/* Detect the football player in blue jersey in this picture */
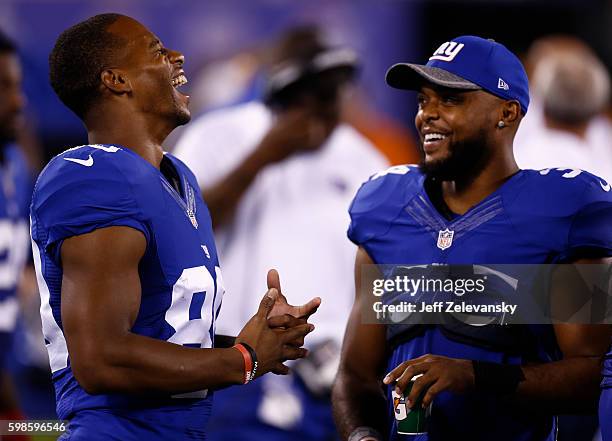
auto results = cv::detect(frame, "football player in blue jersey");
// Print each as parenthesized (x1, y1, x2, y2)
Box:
(332, 36, 612, 441)
(0, 30, 35, 436)
(31, 14, 319, 441)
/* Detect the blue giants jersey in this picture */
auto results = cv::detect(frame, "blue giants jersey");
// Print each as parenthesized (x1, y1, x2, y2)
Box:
(0, 144, 32, 336)
(348, 165, 612, 441)
(30, 144, 225, 440)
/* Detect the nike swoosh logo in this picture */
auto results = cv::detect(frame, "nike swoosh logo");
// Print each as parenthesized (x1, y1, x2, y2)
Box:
(64, 155, 94, 167)
(601, 181, 611, 192)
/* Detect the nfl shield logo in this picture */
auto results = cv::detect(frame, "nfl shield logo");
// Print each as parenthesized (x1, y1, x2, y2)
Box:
(437, 229, 454, 250)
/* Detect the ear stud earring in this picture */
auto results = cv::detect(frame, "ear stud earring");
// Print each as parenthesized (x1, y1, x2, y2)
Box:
(497, 121, 506, 128)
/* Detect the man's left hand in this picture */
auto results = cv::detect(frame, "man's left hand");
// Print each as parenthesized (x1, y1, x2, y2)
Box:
(383, 354, 475, 409)
(266, 269, 321, 319)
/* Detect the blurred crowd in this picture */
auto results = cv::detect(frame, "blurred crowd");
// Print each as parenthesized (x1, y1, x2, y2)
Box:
(0, 2, 610, 441)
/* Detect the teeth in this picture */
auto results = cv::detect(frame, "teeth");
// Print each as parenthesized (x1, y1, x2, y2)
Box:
(171, 74, 188, 88)
(424, 133, 447, 142)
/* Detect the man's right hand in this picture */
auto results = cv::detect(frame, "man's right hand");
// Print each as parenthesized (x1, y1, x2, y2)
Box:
(257, 109, 331, 164)
(236, 288, 315, 376)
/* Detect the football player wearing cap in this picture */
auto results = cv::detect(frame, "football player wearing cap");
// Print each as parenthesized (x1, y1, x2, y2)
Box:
(332, 36, 612, 441)
(174, 26, 386, 441)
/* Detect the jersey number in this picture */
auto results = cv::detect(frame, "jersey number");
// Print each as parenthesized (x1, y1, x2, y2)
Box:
(164, 265, 224, 399)
(539, 168, 582, 179)
(165, 265, 224, 349)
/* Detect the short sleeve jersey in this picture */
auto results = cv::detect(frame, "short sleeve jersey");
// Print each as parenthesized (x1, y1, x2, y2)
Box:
(31, 144, 225, 437)
(348, 165, 612, 441)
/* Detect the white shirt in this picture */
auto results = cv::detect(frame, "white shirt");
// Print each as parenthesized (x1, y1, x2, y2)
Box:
(514, 102, 612, 183)
(174, 101, 388, 346)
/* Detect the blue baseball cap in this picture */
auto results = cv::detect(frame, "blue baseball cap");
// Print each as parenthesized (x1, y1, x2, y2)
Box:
(386, 35, 530, 114)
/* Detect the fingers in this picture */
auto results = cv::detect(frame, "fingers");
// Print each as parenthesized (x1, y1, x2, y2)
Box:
(271, 363, 290, 375)
(294, 297, 322, 319)
(421, 381, 444, 408)
(284, 333, 305, 348)
(257, 288, 279, 318)
(267, 314, 307, 329)
(267, 269, 281, 292)
(280, 323, 315, 344)
(268, 316, 308, 346)
(383, 354, 460, 409)
(383, 360, 410, 385)
(395, 363, 430, 396)
(405, 371, 435, 408)
(383, 354, 432, 385)
(282, 345, 309, 361)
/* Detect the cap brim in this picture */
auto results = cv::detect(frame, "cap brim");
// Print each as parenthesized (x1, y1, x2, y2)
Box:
(386, 63, 481, 91)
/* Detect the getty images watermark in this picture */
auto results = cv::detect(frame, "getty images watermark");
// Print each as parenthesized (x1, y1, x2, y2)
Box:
(360, 263, 612, 325)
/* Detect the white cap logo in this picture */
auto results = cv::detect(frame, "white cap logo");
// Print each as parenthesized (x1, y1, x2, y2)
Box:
(429, 42, 465, 62)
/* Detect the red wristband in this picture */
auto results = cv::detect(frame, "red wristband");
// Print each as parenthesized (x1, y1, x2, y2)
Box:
(232, 343, 253, 384)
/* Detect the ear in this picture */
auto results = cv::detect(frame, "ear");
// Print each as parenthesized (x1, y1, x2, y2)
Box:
(499, 100, 521, 126)
(100, 69, 132, 94)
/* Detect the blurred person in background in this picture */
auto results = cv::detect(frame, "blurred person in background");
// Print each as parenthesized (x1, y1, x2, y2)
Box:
(0, 30, 36, 440)
(514, 35, 611, 182)
(174, 30, 419, 167)
(174, 25, 387, 441)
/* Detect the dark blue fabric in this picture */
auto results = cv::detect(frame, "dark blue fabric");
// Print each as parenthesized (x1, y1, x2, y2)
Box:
(348, 165, 612, 441)
(31, 144, 223, 437)
(206, 375, 339, 441)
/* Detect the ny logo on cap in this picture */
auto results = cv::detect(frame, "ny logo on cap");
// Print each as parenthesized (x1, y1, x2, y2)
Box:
(429, 42, 465, 62)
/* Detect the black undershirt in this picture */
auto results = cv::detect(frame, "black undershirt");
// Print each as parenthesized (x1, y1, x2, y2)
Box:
(160, 155, 183, 197)
(424, 176, 458, 221)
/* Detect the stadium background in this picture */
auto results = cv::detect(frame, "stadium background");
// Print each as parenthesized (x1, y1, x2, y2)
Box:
(1, 0, 610, 163)
(0, 0, 609, 440)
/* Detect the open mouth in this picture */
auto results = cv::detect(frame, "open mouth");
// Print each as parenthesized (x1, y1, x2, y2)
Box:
(422, 132, 450, 151)
(423, 133, 448, 145)
(171, 73, 188, 89)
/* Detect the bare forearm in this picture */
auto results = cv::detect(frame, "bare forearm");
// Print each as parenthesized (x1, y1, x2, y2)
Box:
(514, 357, 602, 413)
(75, 333, 244, 395)
(332, 368, 387, 440)
(203, 144, 275, 227)
(513, 321, 609, 413)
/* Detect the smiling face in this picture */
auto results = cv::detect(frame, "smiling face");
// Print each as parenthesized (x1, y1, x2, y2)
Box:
(415, 84, 503, 181)
(0, 52, 25, 144)
(105, 16, 190, 127)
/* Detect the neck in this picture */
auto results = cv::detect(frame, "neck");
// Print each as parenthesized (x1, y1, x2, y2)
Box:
(441, 144, 518, 215)
(85, 104, 174, 169)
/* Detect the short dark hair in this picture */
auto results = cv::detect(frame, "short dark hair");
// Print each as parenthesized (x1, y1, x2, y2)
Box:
(0, 29, 17, 54)
(49, 13, 125, 119)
